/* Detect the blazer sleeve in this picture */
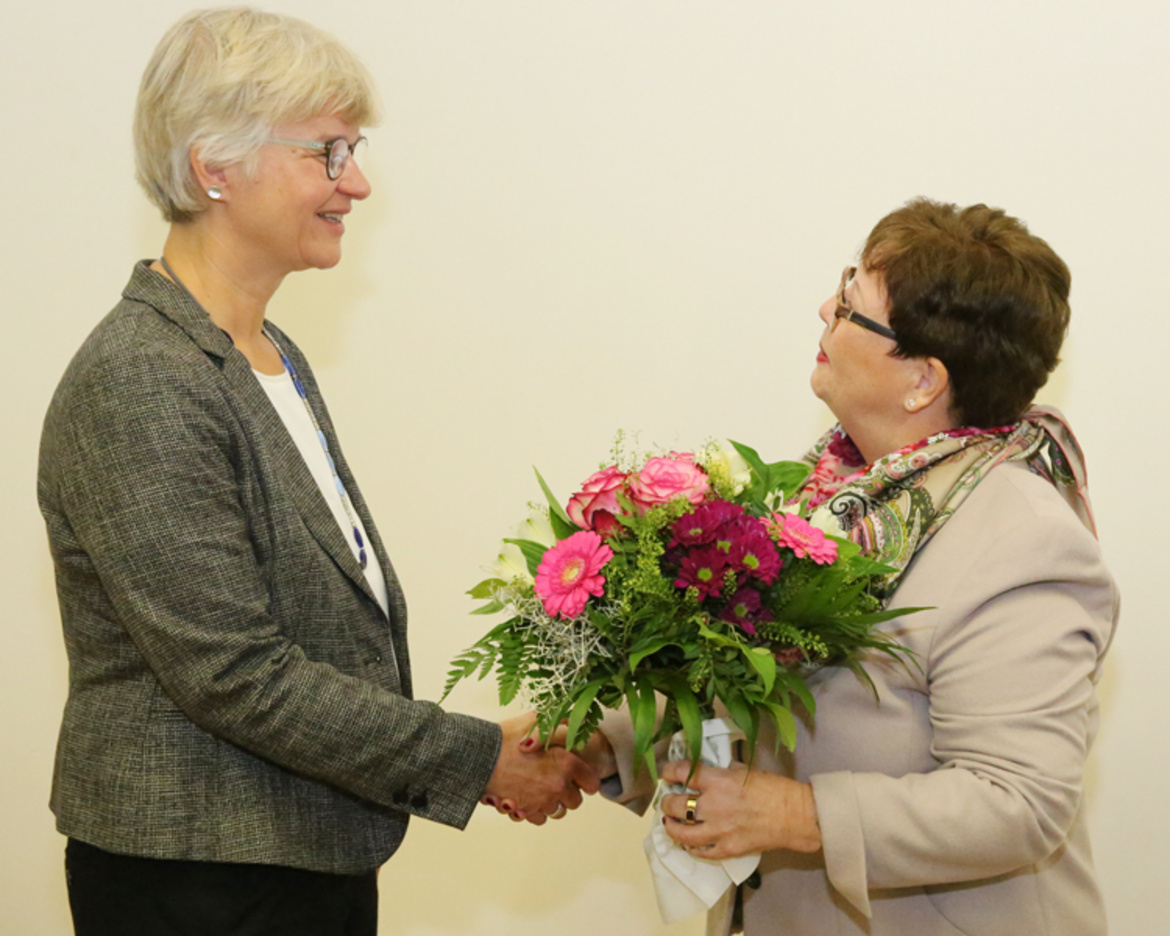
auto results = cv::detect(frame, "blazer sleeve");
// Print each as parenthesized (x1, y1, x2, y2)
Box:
(44, 339, 501, 829)
(810, 475, 1117, 917)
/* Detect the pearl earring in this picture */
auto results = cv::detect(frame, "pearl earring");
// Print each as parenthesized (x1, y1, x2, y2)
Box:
(906, 399, 917, 410)
(207, 186, 223, 200)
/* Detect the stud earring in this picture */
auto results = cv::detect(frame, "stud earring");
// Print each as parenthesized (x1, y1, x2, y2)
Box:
(207, 186, 223, 200)
(905, 399, 917, 410)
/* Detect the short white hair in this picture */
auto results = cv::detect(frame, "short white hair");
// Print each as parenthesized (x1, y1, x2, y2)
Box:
(134, 7, 381, 222)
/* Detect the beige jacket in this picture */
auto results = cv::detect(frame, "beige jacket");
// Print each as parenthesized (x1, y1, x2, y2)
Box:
(603, 460, 1117, 935)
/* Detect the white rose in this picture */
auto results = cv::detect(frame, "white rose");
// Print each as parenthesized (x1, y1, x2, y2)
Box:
(708, 442, 753, 495)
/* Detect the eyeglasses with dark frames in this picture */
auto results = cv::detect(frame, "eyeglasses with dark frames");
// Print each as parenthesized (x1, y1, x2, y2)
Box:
(267, 135, 367, 180)
(833, 266, 898, 341)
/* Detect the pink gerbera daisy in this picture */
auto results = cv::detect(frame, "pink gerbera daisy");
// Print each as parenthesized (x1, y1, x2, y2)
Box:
(535, 530, 614, 619)
(767, 512, 838, 565)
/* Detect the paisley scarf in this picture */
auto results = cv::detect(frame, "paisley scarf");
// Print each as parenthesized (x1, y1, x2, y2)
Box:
(795, 405, 1096, 599)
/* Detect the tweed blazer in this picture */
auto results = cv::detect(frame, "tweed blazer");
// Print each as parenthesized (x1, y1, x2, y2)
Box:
(602, 459, 1118, 935)
(39, 262, 501, 874)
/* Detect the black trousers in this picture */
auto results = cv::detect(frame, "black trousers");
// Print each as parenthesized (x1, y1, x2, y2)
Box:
(65, 839, 378, 936)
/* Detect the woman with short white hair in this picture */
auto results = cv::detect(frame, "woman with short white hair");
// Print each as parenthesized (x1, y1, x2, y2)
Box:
(39, 9, 594, 935)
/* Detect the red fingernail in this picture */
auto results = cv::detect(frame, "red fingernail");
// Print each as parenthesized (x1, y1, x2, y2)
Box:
(484, 796, 498, 808)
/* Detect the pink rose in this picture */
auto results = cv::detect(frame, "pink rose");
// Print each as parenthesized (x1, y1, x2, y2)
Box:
(628, 453, 710, 512)
(567, 465, 628, 536)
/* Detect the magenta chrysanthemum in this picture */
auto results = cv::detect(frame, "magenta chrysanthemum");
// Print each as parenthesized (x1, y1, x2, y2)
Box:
(674, 547, 730, 600)
(728, 529, 783, 584)
(720, 587, 772, 636)
(535, 530, 614, 619)
(767, 512, 838, 565)
(670, 501, 745, 548)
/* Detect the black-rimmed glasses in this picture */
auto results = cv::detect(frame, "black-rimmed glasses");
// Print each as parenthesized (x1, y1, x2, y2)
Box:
(268, 135, 367, 180)
(833, 266, 898, 341)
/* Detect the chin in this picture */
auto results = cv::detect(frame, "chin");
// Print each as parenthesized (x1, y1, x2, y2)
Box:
(307, 251, 343, 271)
(809, 371, 828, 404)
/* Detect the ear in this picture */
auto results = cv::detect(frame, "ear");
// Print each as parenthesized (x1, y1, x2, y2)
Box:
(189, 149, 230, 203)
(904, 356, 951, 414)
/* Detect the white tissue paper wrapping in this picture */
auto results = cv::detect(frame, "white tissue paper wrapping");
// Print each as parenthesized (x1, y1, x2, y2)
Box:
(644, 717, 761, 923)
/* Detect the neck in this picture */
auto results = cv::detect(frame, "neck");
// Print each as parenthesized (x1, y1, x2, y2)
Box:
(846, 410, 958, 465)
(157, 221, 286, 345)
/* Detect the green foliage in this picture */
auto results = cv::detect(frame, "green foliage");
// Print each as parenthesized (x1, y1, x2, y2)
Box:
(535, 467, 582, 540)
(443, 440, 921, 774)
(727, 439, 813, 514)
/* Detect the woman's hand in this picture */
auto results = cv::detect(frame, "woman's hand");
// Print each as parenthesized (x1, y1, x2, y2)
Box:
(522, 723, 619, 780)
(658, 760, 823, 861)
(481, 713, 601, 825)
(482, 721, 617, 824)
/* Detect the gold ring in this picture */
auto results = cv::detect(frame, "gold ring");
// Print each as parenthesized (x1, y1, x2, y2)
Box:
(684, 794, 699, 825)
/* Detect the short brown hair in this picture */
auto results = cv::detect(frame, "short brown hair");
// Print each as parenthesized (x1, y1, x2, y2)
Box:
(861, 198, 1070, 428)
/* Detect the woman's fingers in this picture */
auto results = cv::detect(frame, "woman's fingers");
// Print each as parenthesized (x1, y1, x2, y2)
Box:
(659, 791, 702, 826)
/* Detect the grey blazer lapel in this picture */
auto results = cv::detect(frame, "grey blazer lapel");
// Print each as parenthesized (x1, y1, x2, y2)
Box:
(270, 333, 412, 693)
(324, 412, 412, 666)
(124, 262, 384, 613)
(221, 352, 384, 610)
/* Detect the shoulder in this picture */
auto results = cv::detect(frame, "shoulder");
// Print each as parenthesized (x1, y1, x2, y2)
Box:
(52, 272, 226, 409)
(969, 460, 1092, 534)
(893, 461, 1117, 642)
(41, 276, 239, 473)
(917, 461, 1105, 580)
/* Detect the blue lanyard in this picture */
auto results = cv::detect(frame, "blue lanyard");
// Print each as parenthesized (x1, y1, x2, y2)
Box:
(159, 257, 368, 570)
(262, 328, 368, 570)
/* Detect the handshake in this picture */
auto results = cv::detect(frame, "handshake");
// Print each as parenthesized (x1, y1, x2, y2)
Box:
(480, 714, 617, 825)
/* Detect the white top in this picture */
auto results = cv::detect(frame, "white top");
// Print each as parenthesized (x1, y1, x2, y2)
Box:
(253, 368, 390, 618)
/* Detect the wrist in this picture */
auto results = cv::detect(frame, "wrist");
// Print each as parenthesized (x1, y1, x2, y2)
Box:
(584, 730, 618, 780)
(785, 782, 823, 853)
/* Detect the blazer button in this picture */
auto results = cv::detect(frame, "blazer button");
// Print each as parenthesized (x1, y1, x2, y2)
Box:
(411, 792, 428, 810)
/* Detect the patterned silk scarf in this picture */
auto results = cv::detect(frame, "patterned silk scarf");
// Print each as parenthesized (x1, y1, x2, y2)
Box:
(795, 405, 1097, 598)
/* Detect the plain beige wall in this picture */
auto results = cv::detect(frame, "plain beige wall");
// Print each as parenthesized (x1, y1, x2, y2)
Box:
(3, 2, 1167, 933)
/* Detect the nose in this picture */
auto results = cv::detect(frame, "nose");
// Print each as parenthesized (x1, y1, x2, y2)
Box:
(818, 294, 836, 327)
(338, 159, 371, 200)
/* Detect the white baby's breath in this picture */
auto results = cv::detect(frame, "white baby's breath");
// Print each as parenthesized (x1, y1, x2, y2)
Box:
(501, 588, 615, 715)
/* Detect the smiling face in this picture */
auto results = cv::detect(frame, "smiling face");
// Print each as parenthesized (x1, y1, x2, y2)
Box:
(218, 114, 371, 278)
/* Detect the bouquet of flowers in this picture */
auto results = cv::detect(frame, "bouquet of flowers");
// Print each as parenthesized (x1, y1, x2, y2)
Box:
(443, 439, 915, 777)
